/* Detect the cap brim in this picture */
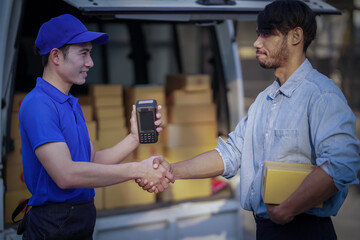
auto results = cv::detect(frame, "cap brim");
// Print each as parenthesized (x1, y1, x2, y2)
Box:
(67, 31, 109, 45)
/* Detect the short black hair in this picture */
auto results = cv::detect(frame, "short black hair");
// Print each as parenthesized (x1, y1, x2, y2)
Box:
(36, 44, 71, 67)
(257, 0, 317, 52)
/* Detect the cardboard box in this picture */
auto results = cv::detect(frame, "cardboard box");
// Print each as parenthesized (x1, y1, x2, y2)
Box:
(159, 153, 212, 202)
(94, 106, 124, 120)
(11, 112, 21, 139)
(89, 84, 123, 97)
(5, 163, 27, 191)
(159, 178, 212, 202)
(86, 121, 97, 141)
(80, 104, 93, 122)
(5, 190, 31, 224)
(94, 187, 104, 210)
(166, 74, 211, 93)
(125, 85, 165, 106)
(76, 95, 91, 105)
(97, 117, 126, 130)
(103, 181, 155, 209)
(92, 96, 123, 108)
(97, 128, 128, 149)
(159, 143, 216, 201)
(169, 89, 213, 106)
(166, 123, 217, 148)
(124, 86, 167, 126)
(166, 143, 217, 163)
(136, 143, 165, 160)
(12, 92, 27, 112)
(92, 139, 101, 151)
(168, 104, 216, 124)
(6, 139, 22, 166)
(122, 152, 137, 164)
(261, 161, 322, 207)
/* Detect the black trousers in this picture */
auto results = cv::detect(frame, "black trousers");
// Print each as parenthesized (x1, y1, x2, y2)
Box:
(23, 200, 96, 240)
(254, 213, 337, 240)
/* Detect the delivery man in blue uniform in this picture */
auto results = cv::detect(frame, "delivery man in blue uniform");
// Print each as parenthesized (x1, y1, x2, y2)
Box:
(19, 14, 173, 239)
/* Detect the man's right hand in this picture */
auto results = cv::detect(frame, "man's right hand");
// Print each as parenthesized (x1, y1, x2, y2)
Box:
(136, 156, 174, 193)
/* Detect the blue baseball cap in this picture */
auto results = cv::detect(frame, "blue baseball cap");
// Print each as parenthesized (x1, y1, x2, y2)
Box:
(35, 14, 109, 55)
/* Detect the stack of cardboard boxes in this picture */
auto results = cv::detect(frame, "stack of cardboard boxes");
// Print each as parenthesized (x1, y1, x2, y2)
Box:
(4, 92, 31, 224)
(100, 156, 156, 209)
(77, 95, 96, 141)
(90, 84, 128, 150)
(161, 74, 218, 201)
(125, 85, 167, 161)
(95, 85, 170, 209)
(89, 84, 153, 209)
(76, 93, 101, 209)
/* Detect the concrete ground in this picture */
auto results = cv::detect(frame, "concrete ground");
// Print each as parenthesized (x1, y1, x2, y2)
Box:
(241, 185, 360, 240)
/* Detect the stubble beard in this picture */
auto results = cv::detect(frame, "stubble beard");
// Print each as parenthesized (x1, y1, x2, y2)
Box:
(258, 37, 289, 69)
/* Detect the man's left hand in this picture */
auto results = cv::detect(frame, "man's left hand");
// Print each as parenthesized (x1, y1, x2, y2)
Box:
(266, 204, 295, 225)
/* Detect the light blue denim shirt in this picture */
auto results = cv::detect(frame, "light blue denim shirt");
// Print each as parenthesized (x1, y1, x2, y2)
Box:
(216, 59, 360, 218)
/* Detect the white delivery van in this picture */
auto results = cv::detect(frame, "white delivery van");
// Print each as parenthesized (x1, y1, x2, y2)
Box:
(0, 1, 340, 239)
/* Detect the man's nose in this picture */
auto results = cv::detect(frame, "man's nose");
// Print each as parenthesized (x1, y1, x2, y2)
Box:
(253, 36, 262, 49)
(86, 55, 94, 68)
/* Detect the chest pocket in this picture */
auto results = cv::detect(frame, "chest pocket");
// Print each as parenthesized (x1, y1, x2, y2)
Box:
(270, 129, 299, 161)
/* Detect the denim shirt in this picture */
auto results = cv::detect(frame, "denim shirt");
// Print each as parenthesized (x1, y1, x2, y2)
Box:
(216, 59, 360, 218)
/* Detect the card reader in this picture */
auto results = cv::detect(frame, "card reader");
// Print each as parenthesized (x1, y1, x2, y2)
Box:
(136, 99, 158, 144)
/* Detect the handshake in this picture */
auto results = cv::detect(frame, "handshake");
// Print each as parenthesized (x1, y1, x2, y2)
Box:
(136, 156, 174, 193)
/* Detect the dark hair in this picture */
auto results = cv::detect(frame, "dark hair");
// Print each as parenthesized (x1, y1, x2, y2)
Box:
(257, 0, 317, 52)
(37, 44, 71, 67)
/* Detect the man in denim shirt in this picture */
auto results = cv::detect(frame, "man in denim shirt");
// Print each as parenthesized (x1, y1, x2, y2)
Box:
(141, 0, 360, 239)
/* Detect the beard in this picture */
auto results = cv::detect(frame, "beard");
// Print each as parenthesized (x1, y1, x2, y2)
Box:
(257, 36, 289, 69)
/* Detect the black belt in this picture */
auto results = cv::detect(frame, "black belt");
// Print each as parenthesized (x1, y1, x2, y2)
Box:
(33, 199, 94, 209)
(253, 212, 330, 224)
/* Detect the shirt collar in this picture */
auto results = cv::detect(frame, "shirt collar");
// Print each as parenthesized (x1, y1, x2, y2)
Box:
(268, 59, 313, 99)
(36, 77, 76, 104)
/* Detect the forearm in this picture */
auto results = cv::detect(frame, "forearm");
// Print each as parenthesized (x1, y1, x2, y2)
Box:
(279, 167, 338, 216)
(172, 150, 224, 180)
(58, 161, 142, 188)
(93, 133, 139, 164)
(36, 142, 169, 191)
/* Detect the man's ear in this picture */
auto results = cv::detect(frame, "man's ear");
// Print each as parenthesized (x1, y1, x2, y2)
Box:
(48, 48, 62, 65)
(290, 27, 304, 46)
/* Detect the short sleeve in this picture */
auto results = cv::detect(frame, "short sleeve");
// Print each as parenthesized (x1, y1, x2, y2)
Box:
(19, 95, 65, 151)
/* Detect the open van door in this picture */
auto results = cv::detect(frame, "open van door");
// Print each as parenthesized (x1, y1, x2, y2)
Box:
(0, 0, 24, 236)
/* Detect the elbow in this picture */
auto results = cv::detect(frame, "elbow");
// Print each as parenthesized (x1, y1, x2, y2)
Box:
(57, 181, 71, 190)
(55, 174, 75, 189)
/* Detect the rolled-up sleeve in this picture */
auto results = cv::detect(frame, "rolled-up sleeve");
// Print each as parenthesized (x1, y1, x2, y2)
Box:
(215, 116, 248, 179)
(310, 92, 360, 190)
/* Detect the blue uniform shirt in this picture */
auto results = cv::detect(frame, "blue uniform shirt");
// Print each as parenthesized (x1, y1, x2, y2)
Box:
(19, 77, 94, 206)
(216, 59, 360, 218)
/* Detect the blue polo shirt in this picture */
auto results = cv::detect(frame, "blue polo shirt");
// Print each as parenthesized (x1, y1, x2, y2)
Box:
(19, 77, 94, 206)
